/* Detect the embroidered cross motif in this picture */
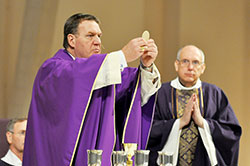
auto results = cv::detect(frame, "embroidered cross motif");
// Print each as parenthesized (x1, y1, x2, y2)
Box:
(176, 89, 199, 166)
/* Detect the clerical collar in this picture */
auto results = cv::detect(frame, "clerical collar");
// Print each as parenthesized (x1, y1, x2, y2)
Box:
(170, 77, 201, 90)
(65, 50, 76, 60)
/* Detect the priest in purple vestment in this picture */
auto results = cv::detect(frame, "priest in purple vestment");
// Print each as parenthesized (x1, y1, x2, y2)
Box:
(147, 45, 241, 166)
(23, 13, 161, 166)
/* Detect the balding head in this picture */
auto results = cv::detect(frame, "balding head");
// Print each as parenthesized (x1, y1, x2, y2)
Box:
(174, 45, 206, 87)
(177, 45, 205, 63)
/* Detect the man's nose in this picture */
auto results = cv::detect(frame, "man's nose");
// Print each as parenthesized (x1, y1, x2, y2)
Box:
(93, 36, 101, 44)
(187, 62, 194, 69)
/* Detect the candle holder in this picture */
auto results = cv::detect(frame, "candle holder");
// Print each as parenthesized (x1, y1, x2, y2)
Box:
(87, 149, 103, 166)
(134, 150, 150, 166)
(112, 150, 127, 166)
(158, 151, 173, 166)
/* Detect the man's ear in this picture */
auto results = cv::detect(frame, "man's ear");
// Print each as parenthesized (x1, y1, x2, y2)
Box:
(174, 60, 179, 72)
(67, 34, 76, 48)
(6, 131, 13, 144)
(201, 63, 206, 74)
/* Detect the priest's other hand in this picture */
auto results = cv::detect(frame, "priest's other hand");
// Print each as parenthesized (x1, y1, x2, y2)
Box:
(140, 39, 158, 67)
(122, 37, 147, 63)
(179, 94, 194, 129)
(192, 94, 204, 128)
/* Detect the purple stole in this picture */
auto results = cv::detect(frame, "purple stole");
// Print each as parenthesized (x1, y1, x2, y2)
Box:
(23, 49, 156, 166)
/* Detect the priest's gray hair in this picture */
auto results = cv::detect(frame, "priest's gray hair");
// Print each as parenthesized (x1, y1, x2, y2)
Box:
(6, 118, 27, 132)
(177, 46, 205, 63)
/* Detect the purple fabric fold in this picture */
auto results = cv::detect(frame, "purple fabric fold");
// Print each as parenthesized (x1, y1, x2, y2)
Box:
(23, 49, 156, 166)
(147, 82, 242, 166)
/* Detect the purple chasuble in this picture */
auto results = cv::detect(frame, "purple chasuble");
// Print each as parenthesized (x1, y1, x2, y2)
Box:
(147, 82, 242, 166)
(23, 49, 156, 166)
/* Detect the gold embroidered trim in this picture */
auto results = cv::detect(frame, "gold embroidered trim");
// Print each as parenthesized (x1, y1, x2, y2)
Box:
(122, 71, 141, 143)
(69, 54, 109, 165)
(200, 87, 204, 116)
(145, 92, 158, 148)
(171, 88, 175, 118)
(112, 86, 117, 148)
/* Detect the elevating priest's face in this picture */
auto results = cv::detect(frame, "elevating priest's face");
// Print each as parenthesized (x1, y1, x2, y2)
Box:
(72, 20, 102, 58)
(174, 46, 206, 87)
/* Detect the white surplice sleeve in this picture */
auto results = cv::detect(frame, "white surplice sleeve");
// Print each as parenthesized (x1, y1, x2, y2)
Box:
(94, 50, 125, 90)
(198, 119, 218, 166)
(140, 64, 161, 106)
(94, 50, 161, 106)
(158, 119, 181, 166)
(159, 119, 218, 166)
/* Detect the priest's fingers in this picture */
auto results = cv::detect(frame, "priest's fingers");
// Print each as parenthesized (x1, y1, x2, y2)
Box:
(140, 39, 158, 67)
(180, 110, 192, 129)
(192, 95, 204, 127)
(122, 37, 147, 63)
(192, 111, 204, 128)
